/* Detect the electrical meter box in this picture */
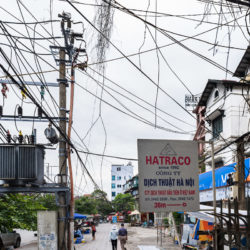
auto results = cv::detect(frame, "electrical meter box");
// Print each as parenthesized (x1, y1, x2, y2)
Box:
(0, 144, 44, 186)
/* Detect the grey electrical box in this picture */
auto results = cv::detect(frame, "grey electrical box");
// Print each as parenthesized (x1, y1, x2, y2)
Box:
(0, 144, 45, 186)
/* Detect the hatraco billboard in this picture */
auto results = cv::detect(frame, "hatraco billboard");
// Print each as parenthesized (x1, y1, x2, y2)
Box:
(138, 139, 199, 212)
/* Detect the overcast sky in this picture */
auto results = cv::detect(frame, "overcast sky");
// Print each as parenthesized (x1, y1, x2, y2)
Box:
(0, 0, 249, 199)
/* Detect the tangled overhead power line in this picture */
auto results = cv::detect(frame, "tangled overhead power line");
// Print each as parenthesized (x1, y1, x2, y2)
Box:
(0, 48, 100, 189)
(0, 0, 248, 195)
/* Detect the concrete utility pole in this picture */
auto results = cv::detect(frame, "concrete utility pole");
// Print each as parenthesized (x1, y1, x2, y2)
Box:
(236, 138, 245, 209)
(53, 12, 85, 249)
(58, 48, 68, 250)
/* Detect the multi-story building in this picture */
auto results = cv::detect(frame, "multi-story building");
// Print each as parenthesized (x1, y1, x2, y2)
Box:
(123, 175, 154, 224)
(194, 77, 250, 203)
(194, 79, 250, 168)
(111, 162, 133, 201)
(194, 47, 250, 170)
(123, 175, 139, 208)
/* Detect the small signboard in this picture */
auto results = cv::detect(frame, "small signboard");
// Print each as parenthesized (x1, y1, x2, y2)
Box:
(185, 94, 200, 109)
(138, 139, 199, 212)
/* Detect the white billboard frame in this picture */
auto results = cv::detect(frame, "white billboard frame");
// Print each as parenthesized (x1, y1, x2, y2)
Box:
(138, 139, 200, 212)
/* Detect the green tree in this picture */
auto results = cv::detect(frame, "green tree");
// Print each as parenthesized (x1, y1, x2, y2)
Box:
(91, 189, 113, 216)
(96, 200, 113, 216)
(91, 189, 107, 200)
(75, 196, 97, 215)
(0, 194, 46, 231)
(37, 194, 57, 211)
(75, 190, 114, 217)
(112, 193, 135, 212)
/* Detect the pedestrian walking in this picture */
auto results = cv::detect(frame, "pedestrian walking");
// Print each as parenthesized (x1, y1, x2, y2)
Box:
(109, 225, 118, 250)
(118, 223, 128, 250)
(91, 222, 96, 240)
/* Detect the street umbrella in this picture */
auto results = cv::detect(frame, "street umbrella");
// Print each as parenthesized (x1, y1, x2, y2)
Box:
(129, 210, 140, 216)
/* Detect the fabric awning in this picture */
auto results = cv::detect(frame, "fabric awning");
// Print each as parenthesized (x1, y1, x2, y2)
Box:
(74, 213, 87, 219)
(129, 210, 140, 216)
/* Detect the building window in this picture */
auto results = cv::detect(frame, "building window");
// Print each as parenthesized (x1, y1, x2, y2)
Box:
(117, 167, 121, 171)
(124, 176, 126, 180)
(112, 175, 115, 181)
(112, 183, 115, 189)
(117, 176, 121, 180)
(117, 184, 121, 188)
(112, 192, 116, 197)
(214, 89, 219, 99)
(215, 160, 224, 169)
(212, 115, 223, 139)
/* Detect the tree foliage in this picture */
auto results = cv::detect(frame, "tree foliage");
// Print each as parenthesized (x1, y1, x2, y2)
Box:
(91, 189, 113, 216)
(112, 193, 135, 212)
(0, 194, 42, 231)
(0, 194, 58, 231)
(37, 194, 57, 211)
(75, 196, 98, 215)
(75, 189, 113, 216)
(75, 190, 135, 216)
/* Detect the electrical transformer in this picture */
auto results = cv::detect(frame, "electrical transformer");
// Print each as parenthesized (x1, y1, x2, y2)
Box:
(0, 144, 45, 186)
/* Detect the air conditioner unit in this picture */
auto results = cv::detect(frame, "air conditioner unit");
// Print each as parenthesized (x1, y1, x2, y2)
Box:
(0, 144, 45, 186)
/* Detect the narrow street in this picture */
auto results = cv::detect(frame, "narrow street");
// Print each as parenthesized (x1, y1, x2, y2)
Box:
(75, 223, 180, 250)
(17, 223, 179, 250)
(1, 0, 250, 249)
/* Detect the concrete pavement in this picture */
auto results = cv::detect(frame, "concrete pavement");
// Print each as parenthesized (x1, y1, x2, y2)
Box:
(138, 247, 161, 250)
(76, 223, 179, 250)
(75, 223, 121, 250)
(18, 243, 37, 250)
(125, 224, 179, 250)
(15, 223, 179, 250)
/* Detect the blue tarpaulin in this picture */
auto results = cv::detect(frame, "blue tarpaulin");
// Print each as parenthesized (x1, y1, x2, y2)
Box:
(112, 216, 117, 223)
(74, 213, 87, 219)
(199, 158, 250, 191)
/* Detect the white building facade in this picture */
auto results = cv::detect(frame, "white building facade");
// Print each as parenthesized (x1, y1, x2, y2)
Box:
(195, 79, 250, 203)
(202, 80, 250, 170)
(111, 162, 134, 201)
